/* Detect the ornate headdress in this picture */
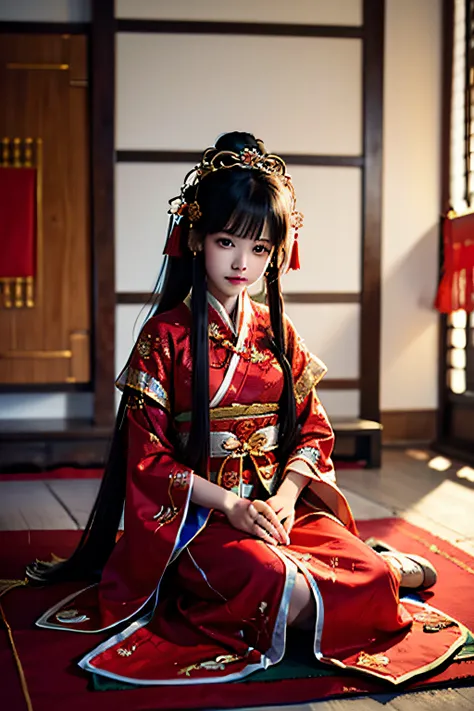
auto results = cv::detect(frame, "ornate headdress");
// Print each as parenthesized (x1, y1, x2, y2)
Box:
(164, 144, 303, 271)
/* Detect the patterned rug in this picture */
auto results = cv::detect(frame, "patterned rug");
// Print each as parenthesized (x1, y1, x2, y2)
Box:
(1, 520, 473, 710)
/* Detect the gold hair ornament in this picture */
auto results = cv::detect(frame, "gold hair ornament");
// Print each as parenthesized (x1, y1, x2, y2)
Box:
(164, 143, 303, 269)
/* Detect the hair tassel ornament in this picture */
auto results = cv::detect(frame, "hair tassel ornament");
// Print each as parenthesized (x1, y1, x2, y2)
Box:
(163, 199, 186, 257)
(288, 210, 304, 271)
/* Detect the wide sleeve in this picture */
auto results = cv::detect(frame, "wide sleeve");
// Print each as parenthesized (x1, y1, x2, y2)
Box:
(99, 319, 199, 621)
(282, 318, 335, 484)
(117, 319, 194, 532)
(282, 318, 356, 531)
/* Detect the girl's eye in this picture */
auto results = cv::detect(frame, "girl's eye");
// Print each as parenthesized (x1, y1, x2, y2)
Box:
(253, 244, 271, 255)
(217, 238, 233, 248)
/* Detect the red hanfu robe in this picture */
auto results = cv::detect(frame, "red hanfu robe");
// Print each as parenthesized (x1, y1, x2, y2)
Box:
(37, 290, 467, 686)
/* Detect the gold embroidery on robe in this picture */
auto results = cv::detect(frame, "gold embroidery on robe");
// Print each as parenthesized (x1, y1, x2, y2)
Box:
(294, 356, 327, 404)
(137, 333, 153, 359)
(356, 652, 390, 670)
(117, 367, 170, 411)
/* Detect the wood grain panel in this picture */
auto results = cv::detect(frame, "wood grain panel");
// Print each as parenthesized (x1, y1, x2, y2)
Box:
(381, 410, 436, 444)
(0, 34, 91, 385)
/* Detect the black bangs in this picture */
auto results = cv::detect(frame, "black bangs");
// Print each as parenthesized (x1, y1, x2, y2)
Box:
(223, 203, 266, 242)
(190, 167, 289, 247)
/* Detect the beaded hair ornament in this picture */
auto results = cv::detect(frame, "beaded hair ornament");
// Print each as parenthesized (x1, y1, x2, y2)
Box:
(163, 145, 303, 271)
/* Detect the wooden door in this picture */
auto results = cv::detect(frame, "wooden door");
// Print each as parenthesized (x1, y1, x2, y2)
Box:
(0, 34, 90, 384)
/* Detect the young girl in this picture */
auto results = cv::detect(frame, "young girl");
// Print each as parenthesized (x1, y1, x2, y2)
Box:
(30, 132, 466, 686)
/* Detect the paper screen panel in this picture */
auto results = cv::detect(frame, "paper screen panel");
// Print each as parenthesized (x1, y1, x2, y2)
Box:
(116, 163, 194, 292)
(116, 33, 362, 155)
(116, 0, 362, 25)
(116, 303, 149, 379)
(318, 390, 359, 418)
(284, 303, 359, 378)
(282, 166, 361, 292)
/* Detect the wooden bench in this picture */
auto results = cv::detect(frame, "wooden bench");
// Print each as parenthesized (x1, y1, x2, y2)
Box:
(332, 418, 383, 469)
(0, 417, 384, 472)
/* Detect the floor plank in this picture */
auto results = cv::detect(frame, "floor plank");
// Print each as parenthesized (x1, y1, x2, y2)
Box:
(46, 479, 100, 529)
(214, 700, 385, 711)
(0, 481, 76, 530)
(456, 685, 474, 703)
(337, 450, 474, 540)
(388, 688, 474, 710)
(340, 488, 393, 520)
(308, 698, 385, 709)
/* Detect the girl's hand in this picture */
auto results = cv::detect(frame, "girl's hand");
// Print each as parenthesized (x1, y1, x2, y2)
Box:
(266, 494, 296, 536)
(223, 496, 289, 545)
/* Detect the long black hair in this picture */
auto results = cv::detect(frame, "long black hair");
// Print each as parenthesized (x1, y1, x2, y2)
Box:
(26, 131, 297, 585)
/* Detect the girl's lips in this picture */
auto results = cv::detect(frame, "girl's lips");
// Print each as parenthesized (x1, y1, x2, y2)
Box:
(226, 277, 248, 284)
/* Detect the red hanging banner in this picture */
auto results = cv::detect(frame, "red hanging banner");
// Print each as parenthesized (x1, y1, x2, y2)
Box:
(435, 210, 474, 313)
(0, 166, 36, 278)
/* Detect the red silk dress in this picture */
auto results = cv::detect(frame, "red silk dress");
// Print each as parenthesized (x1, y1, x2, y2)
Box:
(37, 291, 467, 686)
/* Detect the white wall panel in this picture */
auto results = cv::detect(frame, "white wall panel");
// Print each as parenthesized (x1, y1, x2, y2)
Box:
(318, 390, 360, 418)
(0, 393, 93, 419)
(0, 0, 90, 22)
(284, 303, 359, 378)
(116, 163, 193, 292)
(282, 166, 361, 292)
(381, 0, 441, 410)
(116, 0, 362, 26)
(116, 33, 362, 155)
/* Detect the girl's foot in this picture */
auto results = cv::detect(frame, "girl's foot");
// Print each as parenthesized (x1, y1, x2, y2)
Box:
(380, 551, 437, 590)
(365, 538, 438, 590)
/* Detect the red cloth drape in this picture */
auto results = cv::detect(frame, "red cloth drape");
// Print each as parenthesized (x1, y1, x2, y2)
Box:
(0, 166, 36, 278)
(435, 210, 474, 313)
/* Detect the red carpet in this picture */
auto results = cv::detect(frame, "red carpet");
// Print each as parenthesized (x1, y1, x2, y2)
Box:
(2, 520, 474, 711)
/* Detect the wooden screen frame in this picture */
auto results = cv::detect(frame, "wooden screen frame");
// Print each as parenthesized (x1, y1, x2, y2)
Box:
(114, 0, 384, 421)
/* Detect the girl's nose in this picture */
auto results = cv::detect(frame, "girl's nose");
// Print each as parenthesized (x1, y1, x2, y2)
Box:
(232, 253, 247, 271)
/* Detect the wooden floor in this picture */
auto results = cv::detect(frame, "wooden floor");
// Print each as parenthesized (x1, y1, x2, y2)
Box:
(1, 448, 474, 710)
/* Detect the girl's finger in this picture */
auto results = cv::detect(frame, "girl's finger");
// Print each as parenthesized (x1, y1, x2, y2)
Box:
(253, 501, 287, 542)
(254, 513, 279, 539)
(247, 503, 258, 520)
(253, 524, 278, 546)
(283, 513, 295, 535)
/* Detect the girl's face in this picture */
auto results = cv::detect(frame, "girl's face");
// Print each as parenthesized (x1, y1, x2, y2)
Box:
(204, 230, 273, 312)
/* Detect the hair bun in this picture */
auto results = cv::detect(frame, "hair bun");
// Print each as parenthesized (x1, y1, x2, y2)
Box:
(214, 131, 264, 155)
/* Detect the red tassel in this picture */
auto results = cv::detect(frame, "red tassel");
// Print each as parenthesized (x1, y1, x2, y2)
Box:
(163, 218, 183, 257)
(288, 233, 301, 271)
